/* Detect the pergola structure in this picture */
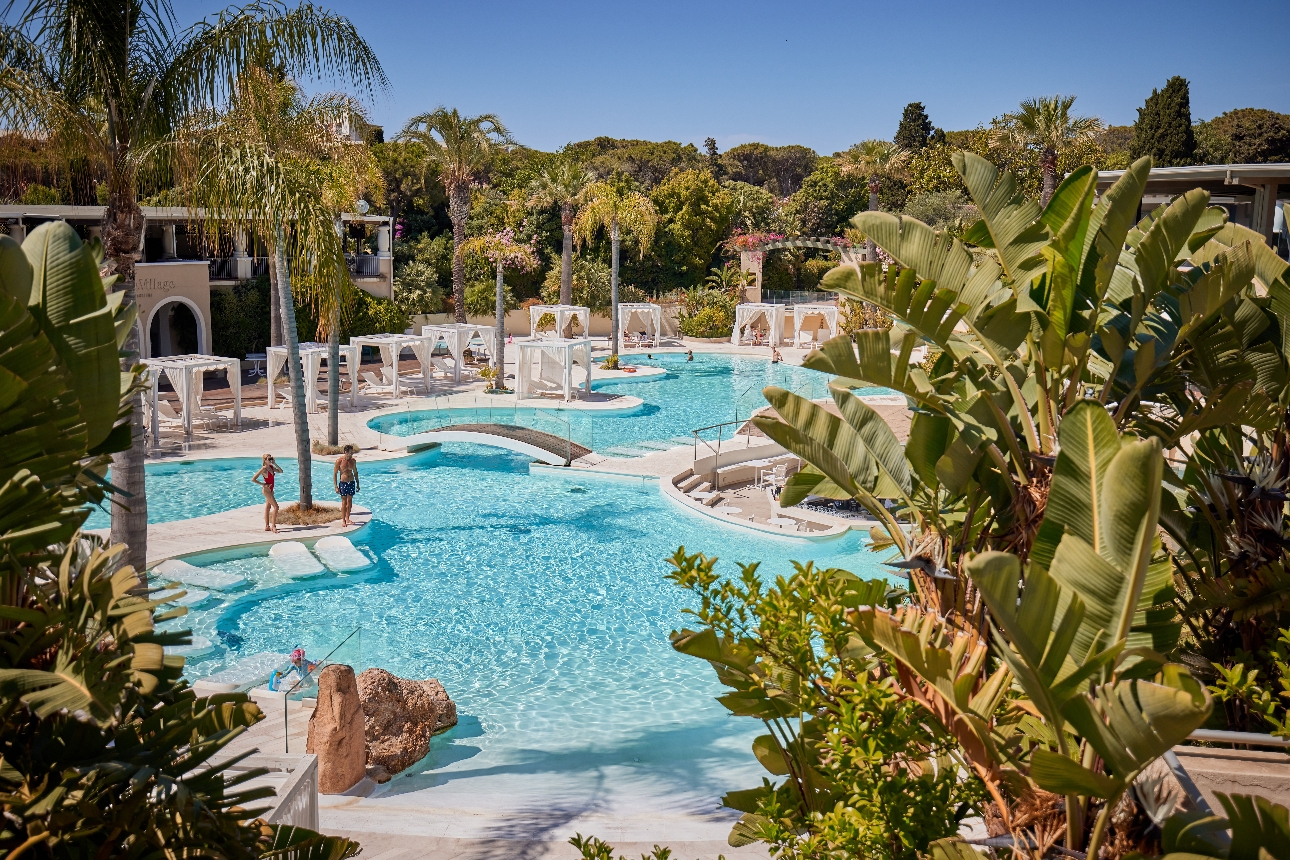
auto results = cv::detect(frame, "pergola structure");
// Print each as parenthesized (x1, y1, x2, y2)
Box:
(528, 304, 590, 339)
(515, 339, 593, 402)
(617, 302, 662, 350)
(731, 303, 786, 346)
(144, 354, 241, 443)
(350, 333, 433, 398)
(267, 343, 359, 413)
(791, 303, 839, 346)
(422, 323, 493, 381)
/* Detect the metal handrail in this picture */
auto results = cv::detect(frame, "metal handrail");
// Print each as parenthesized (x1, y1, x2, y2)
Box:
(282, 625, 361, 754)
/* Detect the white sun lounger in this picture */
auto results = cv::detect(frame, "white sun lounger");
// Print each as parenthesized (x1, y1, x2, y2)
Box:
(193, 651, 291, 694)
(269, 541, 325, 578)
(313, 536, 372, 571)
(154, 558, 249, 592)
(158, 587, 212, 608)
(165, 635, 220, 660)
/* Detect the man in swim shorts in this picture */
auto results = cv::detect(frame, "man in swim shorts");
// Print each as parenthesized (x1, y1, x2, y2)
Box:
(334, 444, 361, 526)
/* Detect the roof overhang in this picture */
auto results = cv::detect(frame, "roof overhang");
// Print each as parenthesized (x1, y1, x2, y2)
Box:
(1096, 163, 1290, 197)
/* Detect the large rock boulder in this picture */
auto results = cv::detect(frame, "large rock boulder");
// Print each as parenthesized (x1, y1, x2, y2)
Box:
(355, 668, 458, 776)
(305, 664, 366, 794)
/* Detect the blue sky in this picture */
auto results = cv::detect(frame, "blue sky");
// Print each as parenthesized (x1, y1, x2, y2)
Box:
(178, 0, 1290, 155)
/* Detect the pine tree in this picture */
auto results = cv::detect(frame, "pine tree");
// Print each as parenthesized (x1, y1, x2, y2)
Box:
(1129, 76, 1196, 166)
(895, 102, 934, 152)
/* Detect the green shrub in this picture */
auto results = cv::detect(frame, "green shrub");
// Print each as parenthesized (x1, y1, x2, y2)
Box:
(540, 257, 647, 312)
(678, 305, 732, 338)
(393, 258, 443, 315)
(464, 279, 518, 317)
(664, 553, 983, 860)
(210, 277, 271, 358)
(797, 258, 835, 289)
(19, 182, 62, 204)
(293, 287, 408, 342)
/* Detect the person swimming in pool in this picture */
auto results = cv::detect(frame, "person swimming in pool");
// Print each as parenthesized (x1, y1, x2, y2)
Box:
(252, 453, 283, 533)
(686, 350, 694, 362)
(334, 445, 361, 526)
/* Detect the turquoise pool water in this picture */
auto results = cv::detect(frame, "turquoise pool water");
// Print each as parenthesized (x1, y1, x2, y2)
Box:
(166, 444, 885, 813)
(83, 457, 334, 529)
(370, 351, 891, 456)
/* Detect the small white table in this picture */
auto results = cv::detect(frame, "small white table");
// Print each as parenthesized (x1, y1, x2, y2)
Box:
(715, 506, 742, 515)
(245, 353, 267, 376)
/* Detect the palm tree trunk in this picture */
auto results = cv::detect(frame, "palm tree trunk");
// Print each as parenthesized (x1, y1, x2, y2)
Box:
(610, 218, 620, 359)
(273, 224, 313, 509)
(104, 164, 147, 572)
(560, 205, 574, 306)
(1040, 147, 1058, 208)
(449, 183, 468, 324)
(494, 261, 506, 391)
(865, 179, 880, 263)
(269, 264, 282, 347)
(110, 279, 148, 573)
(327, 304, 340, 446)
(560, 205, 574, 337)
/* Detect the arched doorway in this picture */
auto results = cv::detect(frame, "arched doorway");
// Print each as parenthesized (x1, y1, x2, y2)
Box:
(146, 298, 205, 357)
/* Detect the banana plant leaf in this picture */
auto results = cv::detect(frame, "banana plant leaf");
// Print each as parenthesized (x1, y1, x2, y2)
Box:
(21, 222, 121, 450)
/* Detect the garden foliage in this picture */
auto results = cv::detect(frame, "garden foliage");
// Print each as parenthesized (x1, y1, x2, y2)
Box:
(656, 151, 1290, 860)
(0, 223, 357, 857)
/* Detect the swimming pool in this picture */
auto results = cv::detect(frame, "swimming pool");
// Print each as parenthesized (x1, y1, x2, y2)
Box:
(370, 351, 892, 457)
(83, 456, 335, 529)
(165, 444, 887, 822)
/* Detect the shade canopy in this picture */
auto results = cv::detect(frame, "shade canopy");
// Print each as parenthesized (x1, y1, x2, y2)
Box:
(732, 303, 786, 346)
(529, 304, 590, 339)
(143, 354, 241, 443)
(515, 338, 593, 402)
(267, 343, 359, 413)
(422, 323, 494, 382)
(350, 333, 434, 398)
(617, 302, 662, 350)
(791, 303, 839, 346)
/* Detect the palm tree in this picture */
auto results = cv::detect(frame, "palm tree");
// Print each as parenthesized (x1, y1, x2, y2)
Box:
(995, 94, 1102, 206)
(461, 230, 537, 391)
(573, 180, 657, 359)
(527, 160, 592, 309)
(836, 140, 910, 262)
(170, 66, 380, 509)
(397, 109, 512, 323)
(0, 0, 384, 567)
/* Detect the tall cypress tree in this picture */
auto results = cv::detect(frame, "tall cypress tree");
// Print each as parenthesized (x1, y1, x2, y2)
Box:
(895, 102, 934, 151)
(1129, 76, 1196, 166)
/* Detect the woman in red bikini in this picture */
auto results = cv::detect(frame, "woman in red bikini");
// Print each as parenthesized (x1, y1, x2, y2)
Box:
(252, 453, 284, 532)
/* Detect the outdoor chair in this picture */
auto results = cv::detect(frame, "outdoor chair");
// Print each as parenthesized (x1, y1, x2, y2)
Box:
(359, 371, 395, 395)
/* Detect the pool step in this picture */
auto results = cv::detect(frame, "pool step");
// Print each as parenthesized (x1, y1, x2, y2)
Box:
(688, 482, 712, 495)
(602, 446, 651, 458)
(634, 439, 680, 451)
(668, 436, 697, 447)
(678, 473, 704, 492)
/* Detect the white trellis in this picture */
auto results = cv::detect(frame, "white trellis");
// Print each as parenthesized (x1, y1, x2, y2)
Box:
(617, 302, 662, 350)
(421, 323, 494, 382)
(267, 343, 359, 413)
(731, 303, 787, 346)
(350, 333, 434, 398)
(528, 304, 590, 339)
(791, 303, 839, 346)
(515, 339, 593, 402)
(143, 354, 241, 443)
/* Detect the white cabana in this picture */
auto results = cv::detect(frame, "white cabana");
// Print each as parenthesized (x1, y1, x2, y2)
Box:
(791, 303, 839, 346)
(528, 304, 590, 340)
(350, 333, 433, 398)
(267, 343, 360, 413)
(731, 303, 787, 346)
(617, 302, 663, 350)
(422, 323, 494, 381)
(144, 354, 241, 443)
(515, 339, 593, 402)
